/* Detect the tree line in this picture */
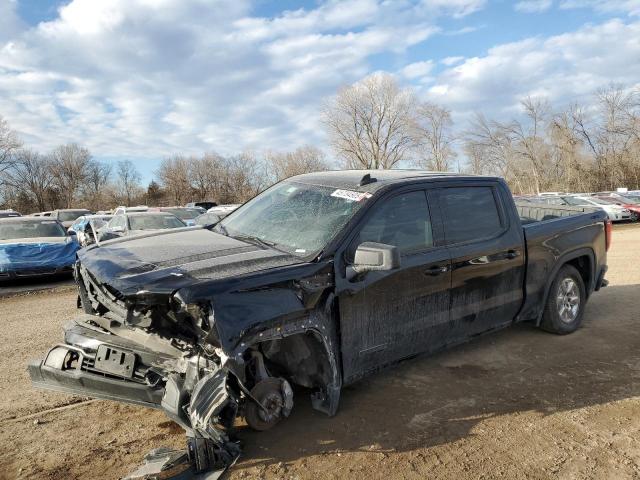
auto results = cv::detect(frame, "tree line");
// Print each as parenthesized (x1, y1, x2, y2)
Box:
(1, 74, 639, 213)
(323, 73, 640, 194)
(0, 118, 328, 213)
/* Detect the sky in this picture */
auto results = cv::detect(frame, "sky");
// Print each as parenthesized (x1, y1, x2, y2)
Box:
(1, 0, 639, 182)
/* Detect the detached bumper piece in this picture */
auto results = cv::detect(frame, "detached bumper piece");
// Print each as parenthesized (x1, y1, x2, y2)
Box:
(28, 344, 164, 408)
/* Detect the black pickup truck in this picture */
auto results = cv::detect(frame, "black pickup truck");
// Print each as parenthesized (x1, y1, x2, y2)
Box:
(29, 171, 610, 472)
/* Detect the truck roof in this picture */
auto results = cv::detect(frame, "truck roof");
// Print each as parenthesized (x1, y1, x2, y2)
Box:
(290, 170, 496, 192)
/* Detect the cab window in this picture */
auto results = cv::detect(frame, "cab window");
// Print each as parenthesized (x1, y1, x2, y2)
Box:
(438, 186, 503, 244)
(348, 190, 433, 260)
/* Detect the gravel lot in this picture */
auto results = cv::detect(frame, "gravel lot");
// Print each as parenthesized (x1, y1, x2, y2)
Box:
(1, 224, 639, 480)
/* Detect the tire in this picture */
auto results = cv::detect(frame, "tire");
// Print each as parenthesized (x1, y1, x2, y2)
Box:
(540, 264, 586, 335)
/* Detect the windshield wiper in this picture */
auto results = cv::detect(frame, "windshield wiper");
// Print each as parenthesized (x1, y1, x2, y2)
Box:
(232, 234, 279, 250)
(214, 223, 228, 235)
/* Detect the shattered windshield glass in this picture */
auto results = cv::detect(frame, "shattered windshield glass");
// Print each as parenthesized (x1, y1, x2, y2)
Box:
(218, 181, 369, 256)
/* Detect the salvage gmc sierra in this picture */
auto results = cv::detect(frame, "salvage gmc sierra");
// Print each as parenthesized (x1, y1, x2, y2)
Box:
(30, 171, 610, 474)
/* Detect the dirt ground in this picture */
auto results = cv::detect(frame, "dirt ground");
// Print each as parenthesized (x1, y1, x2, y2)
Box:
(1, 224, 639, 480)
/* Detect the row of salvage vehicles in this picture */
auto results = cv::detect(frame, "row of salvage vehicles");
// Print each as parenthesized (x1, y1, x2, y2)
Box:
(21, 171, 611, 478)
(0, 205, 238, 282)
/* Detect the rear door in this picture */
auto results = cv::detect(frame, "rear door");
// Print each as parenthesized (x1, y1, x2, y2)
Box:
(434, 182, 525, 337)
(336, 187, 451, 383)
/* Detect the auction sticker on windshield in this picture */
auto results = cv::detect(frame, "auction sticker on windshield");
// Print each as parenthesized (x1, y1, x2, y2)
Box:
(331, 189, 372, 202)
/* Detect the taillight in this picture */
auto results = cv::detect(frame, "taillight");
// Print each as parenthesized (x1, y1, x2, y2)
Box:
(604, 219, 612, 252)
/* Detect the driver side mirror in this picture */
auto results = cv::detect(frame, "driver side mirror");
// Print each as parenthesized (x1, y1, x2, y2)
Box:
(346, 242, 400, 280)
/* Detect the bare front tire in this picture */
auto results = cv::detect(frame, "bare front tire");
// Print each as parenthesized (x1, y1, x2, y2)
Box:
(245, 378, 293, 431)
(540, 264, 586, 335)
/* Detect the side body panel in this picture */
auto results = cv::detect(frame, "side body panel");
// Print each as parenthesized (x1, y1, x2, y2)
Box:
(334, 185, 452, 384)
(518, 209, 608, 322)
(432, 181, 526, 337)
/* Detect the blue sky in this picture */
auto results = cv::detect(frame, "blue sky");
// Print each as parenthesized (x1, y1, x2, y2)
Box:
(1, 0, 639, 183)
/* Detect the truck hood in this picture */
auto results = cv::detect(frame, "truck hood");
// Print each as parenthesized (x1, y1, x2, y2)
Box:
(78, 227, 301, 295)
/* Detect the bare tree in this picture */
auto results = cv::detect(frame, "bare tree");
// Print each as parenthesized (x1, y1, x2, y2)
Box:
(116, 160, 142, 206)
(189, 153, 224, 201)
(157, 156, 192, 205)
(219, 151, 267, 203)
(266, 145, 329, 181)
(323, 73, 414, 169)
(0, 116, 21, 174)
(412, 102, 456, 171)
(2, 150, 54, 211)
(83, 160, 112, 210)
(50, 144, 91, 208)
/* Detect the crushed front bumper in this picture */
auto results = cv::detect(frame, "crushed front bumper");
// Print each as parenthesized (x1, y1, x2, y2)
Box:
(28, 315, 241, 474)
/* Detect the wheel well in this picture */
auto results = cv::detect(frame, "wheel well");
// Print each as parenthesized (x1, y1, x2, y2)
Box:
(247, 331, 333, 391)
(565, 255, 592, 293)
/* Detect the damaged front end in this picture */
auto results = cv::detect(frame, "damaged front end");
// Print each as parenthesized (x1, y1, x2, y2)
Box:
(29, 259, 338, 477)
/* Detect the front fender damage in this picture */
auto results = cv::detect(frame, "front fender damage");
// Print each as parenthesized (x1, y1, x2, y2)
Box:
(30, 260, 340, 477)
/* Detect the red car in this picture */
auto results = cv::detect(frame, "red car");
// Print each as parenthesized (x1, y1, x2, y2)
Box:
(595, 196, 640, 222)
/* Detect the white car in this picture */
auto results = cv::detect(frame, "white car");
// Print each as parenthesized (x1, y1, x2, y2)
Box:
(113, 205, 149, 216)
(207, 204, 240, 219)
(562, 196, 632, 222)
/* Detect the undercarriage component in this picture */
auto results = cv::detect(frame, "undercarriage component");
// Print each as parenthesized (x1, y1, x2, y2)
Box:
(244, 377, 293, 431)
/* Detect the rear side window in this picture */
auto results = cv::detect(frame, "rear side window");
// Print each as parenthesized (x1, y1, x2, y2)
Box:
(438, 187, 503, 244)
(349, 190, 433, 259)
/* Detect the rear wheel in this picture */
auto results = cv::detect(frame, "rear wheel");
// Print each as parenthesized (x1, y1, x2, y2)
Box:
(540, 264, 586, 334)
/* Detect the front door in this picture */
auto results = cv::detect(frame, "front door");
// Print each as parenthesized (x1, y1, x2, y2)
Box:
(336, 189, 451, 383)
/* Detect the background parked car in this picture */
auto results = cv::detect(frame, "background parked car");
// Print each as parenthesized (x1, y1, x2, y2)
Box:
(593, 195, 640, 222)
(532, 195, 632, 222)
(0, 209, 21, 218)
(0, 217, 79, 280)
(99, 212, 186, 241)
(207, 204, 240, 219)
(113, 205, 149, 215)
(50, 209, 92, 228)
(187, 201, 217, 211)
(68, 215, 113, 247)
(194, 211, 221, 226)
(157, 207, 203, 226)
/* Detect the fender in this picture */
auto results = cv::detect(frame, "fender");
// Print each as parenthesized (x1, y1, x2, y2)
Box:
(227, 291, 343, 417)
(535, 247, 595, 326)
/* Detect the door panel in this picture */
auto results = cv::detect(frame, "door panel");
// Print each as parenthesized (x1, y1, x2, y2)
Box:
(336, 189, 451, 383)
(339, 249, 450, 382)
(436, 185, 525, 337)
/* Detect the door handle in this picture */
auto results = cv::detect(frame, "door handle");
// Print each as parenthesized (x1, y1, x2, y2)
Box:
(425, 265, 448, 276)
(505, 250, 520, 259)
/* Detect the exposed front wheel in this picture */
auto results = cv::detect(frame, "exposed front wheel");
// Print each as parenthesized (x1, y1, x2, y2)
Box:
(540, 264, 586, 334)
(244, 378, 293, 431)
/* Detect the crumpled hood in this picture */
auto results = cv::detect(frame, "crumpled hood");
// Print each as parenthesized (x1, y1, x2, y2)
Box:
(78, 227, 301, 295)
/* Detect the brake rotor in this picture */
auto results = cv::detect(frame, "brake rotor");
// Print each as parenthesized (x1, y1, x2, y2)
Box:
(245, 378, 293, 431)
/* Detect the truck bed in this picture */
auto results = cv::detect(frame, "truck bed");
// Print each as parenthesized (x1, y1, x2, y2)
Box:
(515, 202, 594, 224)
(515, 201, 608, 324)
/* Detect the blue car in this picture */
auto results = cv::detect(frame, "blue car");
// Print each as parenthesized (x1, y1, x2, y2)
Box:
(0, 217, 79, 281)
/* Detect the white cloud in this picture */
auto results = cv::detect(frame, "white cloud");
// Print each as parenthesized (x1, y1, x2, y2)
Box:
(515, 0, 554, 13)
(0, 0, 479, 160)
(441, 56, 465, 66)
(560, 0, 640, 16)
(400, 61, 434, 79)
(426, 19, 640, 121)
